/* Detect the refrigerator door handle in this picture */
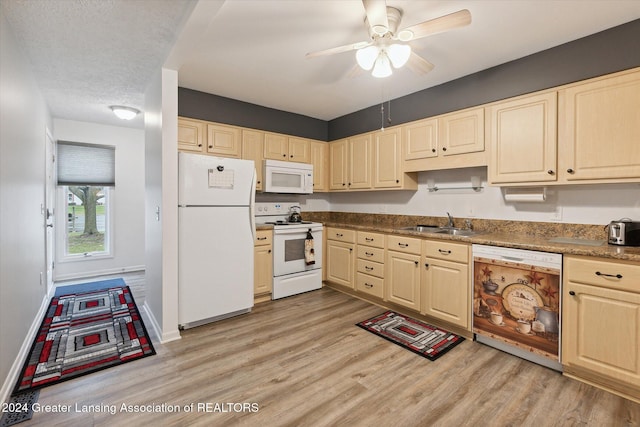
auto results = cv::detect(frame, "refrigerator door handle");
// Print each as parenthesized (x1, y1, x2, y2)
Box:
(250, 168, 257, 242)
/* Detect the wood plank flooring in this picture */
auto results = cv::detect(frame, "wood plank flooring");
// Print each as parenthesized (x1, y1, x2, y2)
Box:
(23, 287, 640, 426)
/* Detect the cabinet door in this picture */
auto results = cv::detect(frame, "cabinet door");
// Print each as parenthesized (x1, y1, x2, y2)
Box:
(386, 251, 421, 311)
(326, 240, 354, 288)
(374, 128, 402, 188)
(178, 118, 205, 153)
(559, 70, 640, 181)
(403, 118, 438, 160)
(288, 137, 311, 163)
(311, 141, 328, 191)
(254, 245, 273, 295)
(329, 139, 349, 190)
(488, 92, 558, 184)
(349, 134, 372, 189)
(206, 124, 241, 158)
(242, 130, 264, 191)
(422, 258, 469, 329)
(263, 132, 288, 160)
(563, 281, 640, 388)
(439, 107, 484, 156)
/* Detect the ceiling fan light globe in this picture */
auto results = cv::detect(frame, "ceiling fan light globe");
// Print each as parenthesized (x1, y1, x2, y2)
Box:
(356, 45, 379, 70)
(372, 24, 388, 35)
(397, 29, 413, 42)
(372, 53, 392, 78)
(388, 44, 411, 68)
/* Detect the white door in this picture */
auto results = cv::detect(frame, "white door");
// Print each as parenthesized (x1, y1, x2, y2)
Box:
(45, 129, 56, 294)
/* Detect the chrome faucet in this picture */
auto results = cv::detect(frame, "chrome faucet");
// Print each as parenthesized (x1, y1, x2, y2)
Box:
(446, 212, 454, 228)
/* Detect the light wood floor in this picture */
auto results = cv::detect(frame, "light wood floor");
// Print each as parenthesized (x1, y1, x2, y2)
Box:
(24, 287, 639, 426)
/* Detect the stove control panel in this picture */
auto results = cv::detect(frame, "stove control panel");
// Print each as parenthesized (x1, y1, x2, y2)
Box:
(255, 202, 300, 217)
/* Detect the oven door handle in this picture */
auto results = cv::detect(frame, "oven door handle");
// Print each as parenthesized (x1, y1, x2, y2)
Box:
(274, 227, 320, 235)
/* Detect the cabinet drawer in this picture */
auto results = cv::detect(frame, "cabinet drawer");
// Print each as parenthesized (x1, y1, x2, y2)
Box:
(326, 227, 356, 243)
(564, 256, 640, 293)
(356, 245, 384, 263)
(356, 273, 384, 299)
(255, 229, 273, 246)
(387, 235, 421, 255)
(357, 231, 385, 248)
(357, 259, 384, 278)
(423, 240, 469, 263)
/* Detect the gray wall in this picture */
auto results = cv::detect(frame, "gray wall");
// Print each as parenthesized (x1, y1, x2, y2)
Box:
(177, 19, 640, 142)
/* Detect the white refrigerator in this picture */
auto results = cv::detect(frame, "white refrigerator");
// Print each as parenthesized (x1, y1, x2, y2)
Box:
(178, 152, 256, 328)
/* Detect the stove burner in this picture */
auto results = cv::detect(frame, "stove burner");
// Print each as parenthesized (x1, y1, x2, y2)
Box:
(266, 220, 313, 225)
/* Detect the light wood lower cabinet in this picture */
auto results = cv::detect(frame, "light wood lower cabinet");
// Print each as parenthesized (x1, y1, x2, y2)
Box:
(385, 236, 421, 311)
(562, 255, 640, 402)
(254, 229, 273, 297)
(325, 227, 356, 289)
(421, 240, 470, 329)
(356, 231, 385, 299)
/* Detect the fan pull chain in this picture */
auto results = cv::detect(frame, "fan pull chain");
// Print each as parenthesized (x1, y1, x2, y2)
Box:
(380, 102, 384, 131)
(388, 100, 392, 124)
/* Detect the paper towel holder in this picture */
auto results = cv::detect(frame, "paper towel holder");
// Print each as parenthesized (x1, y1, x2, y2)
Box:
(427, 176, 483, 193)
(503, 187, 547, 202)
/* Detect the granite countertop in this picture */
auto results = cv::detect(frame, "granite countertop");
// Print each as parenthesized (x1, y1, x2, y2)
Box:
(321, 221, 640, 263)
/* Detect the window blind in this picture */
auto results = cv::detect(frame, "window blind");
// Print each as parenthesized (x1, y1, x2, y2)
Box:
(57, 141, 115, 186)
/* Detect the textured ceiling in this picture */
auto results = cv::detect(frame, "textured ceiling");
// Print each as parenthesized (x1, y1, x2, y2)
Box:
(2, 0, 640, 128)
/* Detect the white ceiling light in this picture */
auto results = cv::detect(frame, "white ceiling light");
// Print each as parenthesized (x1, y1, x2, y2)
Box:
(356, 43, 411, 78)
(110, 105, 140, 120)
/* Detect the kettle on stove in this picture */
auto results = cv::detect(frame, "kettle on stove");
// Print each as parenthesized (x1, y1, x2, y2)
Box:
(288, 205, 302, 223)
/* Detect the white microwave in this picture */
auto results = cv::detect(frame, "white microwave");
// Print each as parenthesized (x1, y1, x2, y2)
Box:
(262, 159, 313, 194)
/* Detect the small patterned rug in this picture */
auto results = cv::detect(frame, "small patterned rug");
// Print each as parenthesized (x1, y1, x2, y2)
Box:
(356, 311, 464, 361)
(13, 283, 155, 394)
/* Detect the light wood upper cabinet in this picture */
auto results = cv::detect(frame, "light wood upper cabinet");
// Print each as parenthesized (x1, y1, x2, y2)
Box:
(329, 139, 349, 190)
(178, 117, 206, 153)
(310, 141, 328, 192)
(404, 118, 438, 160)
(349, 134, 372, 190)
(373, 127, 403, 188)
(558, 69, 640, 182)
(438, 107, 485, 156)
(288, 137, 311, 163)
(241, 129, 264, 191)
(488, 91, 558, 184)
(263, 133, 311, 163)
(263, 132, 288, 160)
(206, 123, 241, 158)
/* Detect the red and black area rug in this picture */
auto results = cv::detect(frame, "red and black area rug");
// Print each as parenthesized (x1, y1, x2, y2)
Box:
(14, 284, 155, 394)
(356, 311, 464, 361)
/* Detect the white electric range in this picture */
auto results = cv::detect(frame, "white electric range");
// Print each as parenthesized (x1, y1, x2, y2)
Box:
(254, 203, 323, 299)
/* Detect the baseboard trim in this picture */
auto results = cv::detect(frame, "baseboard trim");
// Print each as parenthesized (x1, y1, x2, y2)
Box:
(141, 301, 181, 344)
(0, 289, 52, 405)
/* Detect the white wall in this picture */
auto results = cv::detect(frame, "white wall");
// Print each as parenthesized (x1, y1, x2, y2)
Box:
(303, 167, 640, 226)
(144, 68, 180, 343)
(52, 119, 145, 279)
(0, 12, 52, 401)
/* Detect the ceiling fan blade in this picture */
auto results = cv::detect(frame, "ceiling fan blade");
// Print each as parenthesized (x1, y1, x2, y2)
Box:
(362, 0, 389, 35)
(399, 9, 471, 41)
(406, 52, 434, 75)
(345, 64, 366, 79)
(306, 41, 370, 59)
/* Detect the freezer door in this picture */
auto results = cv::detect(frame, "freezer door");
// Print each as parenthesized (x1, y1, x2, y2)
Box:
(178, 206, 254, 326)
(179, 152, 255, 206)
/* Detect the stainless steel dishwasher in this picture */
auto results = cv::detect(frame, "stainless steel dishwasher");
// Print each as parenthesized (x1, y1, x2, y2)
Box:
(472, 244, 562, 371)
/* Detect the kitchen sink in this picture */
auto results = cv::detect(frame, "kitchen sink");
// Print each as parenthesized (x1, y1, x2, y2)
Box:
(399, 225, 480, 237)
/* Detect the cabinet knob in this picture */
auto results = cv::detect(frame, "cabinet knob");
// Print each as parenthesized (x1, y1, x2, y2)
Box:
(414, 261, 419, 266)
(290, 155, 293, 158)
(442, 147, 447, 151)
(431, 148, 436, 153)
(424, 263, 429, 268)
(197, 144, 202, 147)
(567, 168, 574, 174)
(547, 170, 554, 175)
(569, 290, 575, 296)
(268, 249, 271, 253)
(396, 180, 399, 183)
(283, 154, 287, 158)
(348, 182, 351, 186)
(208, 145, 213, 149)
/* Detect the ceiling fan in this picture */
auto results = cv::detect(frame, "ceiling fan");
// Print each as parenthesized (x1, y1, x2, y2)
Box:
(306, 0, 471, 78)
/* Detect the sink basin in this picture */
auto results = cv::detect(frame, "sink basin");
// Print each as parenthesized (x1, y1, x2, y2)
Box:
(400, 225, 441, 232)
(400, 225, 480, 237)
(433, 227, 479, 237)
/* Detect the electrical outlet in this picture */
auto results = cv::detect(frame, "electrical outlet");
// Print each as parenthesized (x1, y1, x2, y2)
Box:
(551, 206, 563, 221)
